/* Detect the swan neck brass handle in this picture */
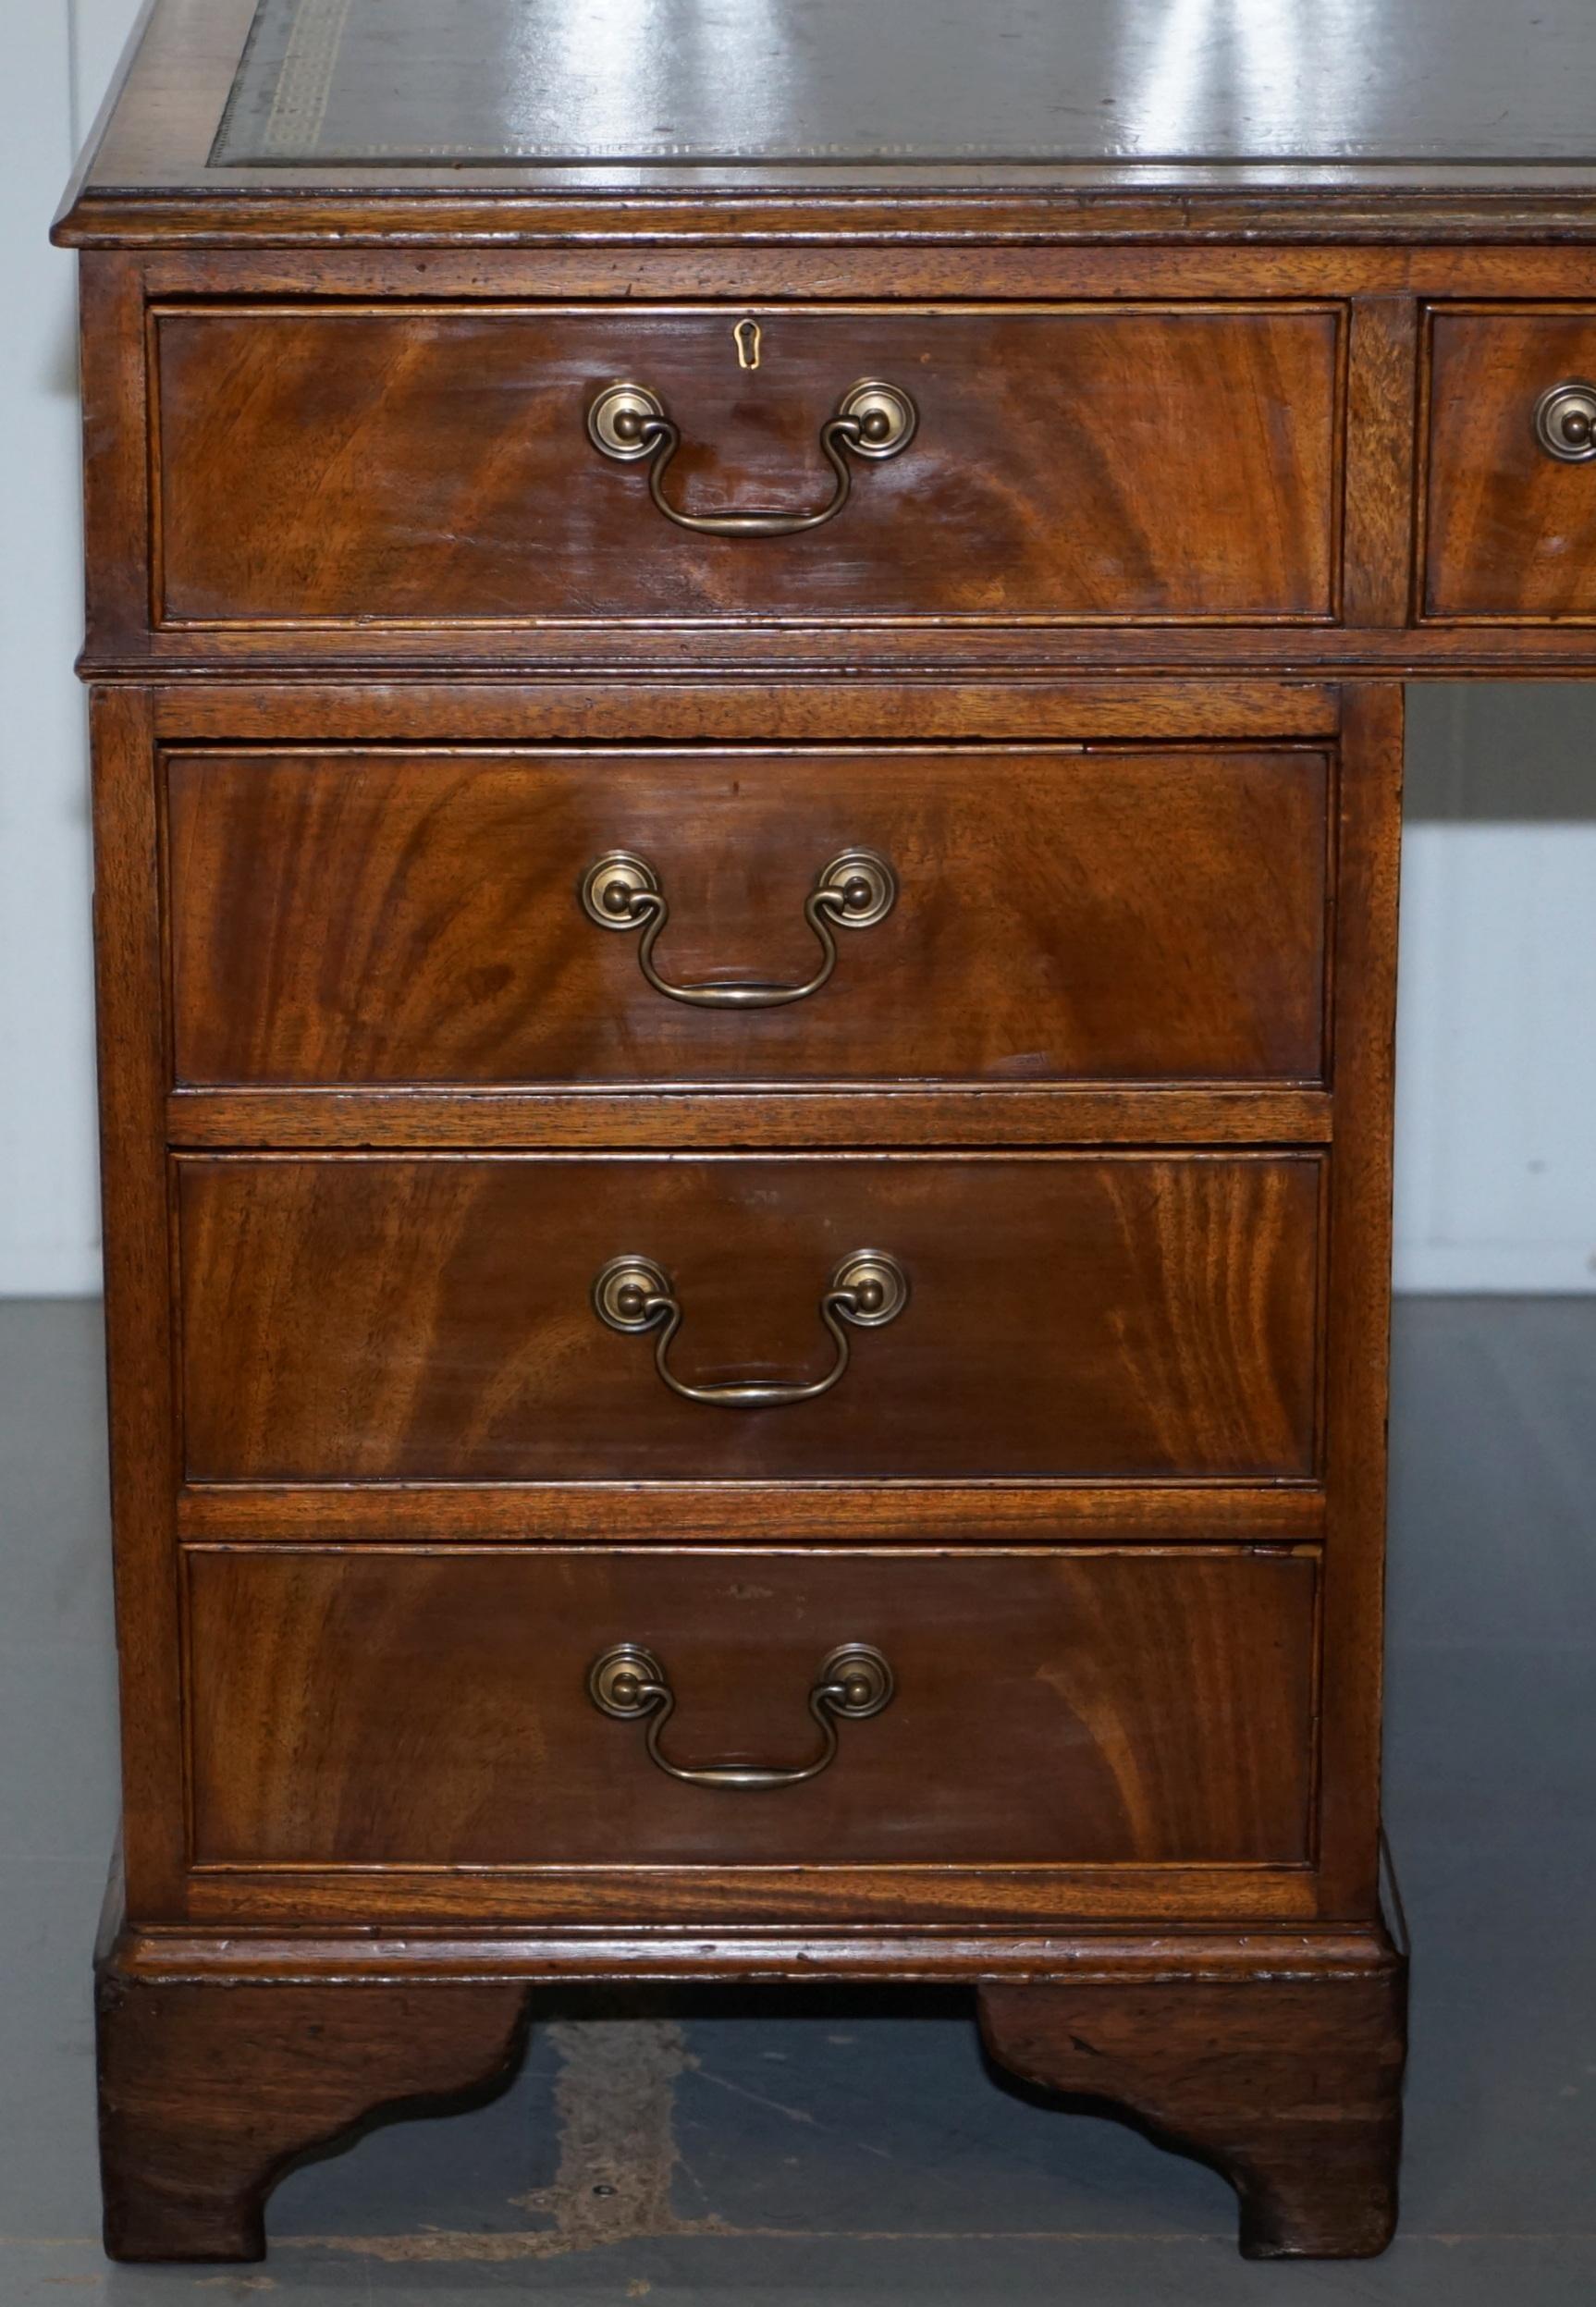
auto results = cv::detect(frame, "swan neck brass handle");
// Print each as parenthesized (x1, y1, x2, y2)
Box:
(1535, 381, 1596, 461)
(593, 1249, 908, 1410)
(589, 1641, 894, 1789)
(581, 848, 896, 1011)
(587, 377, 916, 536)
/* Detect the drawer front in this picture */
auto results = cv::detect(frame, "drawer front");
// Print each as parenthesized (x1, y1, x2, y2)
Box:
(1427, 307, 1596, 620)
(185, 1548, 1319, 1869)
(153, 304, 1341, 630)
(166, 746, 1332, 1089)
(177, 1153, 1322, 1483)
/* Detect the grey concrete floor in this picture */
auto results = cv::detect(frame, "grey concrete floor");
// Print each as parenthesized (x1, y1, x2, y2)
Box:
(1, 1295, 1593, 2303)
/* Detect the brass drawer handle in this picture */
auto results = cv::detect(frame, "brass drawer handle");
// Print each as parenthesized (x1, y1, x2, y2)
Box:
(580, 847, 896, 1010)
(589, 1640, 894, 1789)
(593, 1249, 908, 1410)
(1535, 381, 1596, 461)
(587, 377, 916, 536)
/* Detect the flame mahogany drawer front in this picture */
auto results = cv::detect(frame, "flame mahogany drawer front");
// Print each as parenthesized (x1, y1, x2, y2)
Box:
(176, 1152, 1323, 1486)
(1425, 306, 1596, 620)
(149, 303, 1344, 632)
(165, 744, 1333, 1089)
(183, 1547, 1319, 1871)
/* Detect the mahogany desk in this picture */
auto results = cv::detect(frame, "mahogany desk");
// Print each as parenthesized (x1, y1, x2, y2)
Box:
(55, 0, 1596, 2263)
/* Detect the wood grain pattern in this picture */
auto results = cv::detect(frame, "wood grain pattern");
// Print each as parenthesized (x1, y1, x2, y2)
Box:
(112, 1919, 1397, 1984)
(176, 1152, 1325, 1483)
(78, 258, 152, 670)
(183, 1546, 1319, 1871)
(177, 1865, 1324, 1931)
(132, 243, 1596, 307)
(107, 615, 1596, 676)
(166, 1084, 1335, 1152)
(1315, 686, 1405, 1917)
(97, 1965, 531, 2260)
(90, 689, 187, 1917)
(63, 193, 1596, 262)
(151, 303, 1342, 629)
(175, 1483, 1326, 1547)
(67, 246, 1596, 680)
(1343, 296, 1419, 628)
(1425, 306, 1596, 620)
(93, 1896, 1395, 2261)
(55, 1, 1481, 2259)
(166, 745, 1332, 1089)
(979, 1942, 1406, 2258)
(148, 677, 1342, 744)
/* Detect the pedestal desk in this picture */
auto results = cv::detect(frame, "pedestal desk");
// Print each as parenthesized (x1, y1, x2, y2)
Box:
(55, 0, 1596, 2263)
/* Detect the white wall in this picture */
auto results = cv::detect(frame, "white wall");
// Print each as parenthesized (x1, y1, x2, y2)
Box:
(2, 0, 145, 1297)
(1396, 687, 1596, 1292)
(3, 0, 1594, 1296)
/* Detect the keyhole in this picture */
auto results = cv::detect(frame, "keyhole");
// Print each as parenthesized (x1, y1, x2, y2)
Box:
(734, 318, 761, 371)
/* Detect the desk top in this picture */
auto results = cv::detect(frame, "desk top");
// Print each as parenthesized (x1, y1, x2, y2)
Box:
(55, 0, 1596, 244)
(209, 0, 1596, 169)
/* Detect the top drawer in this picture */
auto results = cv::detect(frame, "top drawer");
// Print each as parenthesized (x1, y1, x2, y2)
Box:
(150, 303, 1343, 634)
(1426, 306, 1596, 620)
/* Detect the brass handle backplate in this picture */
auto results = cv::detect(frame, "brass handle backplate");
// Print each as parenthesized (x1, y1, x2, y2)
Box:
(593, 1248, 908, 1409)
(580, 847, 896, 1010)
(588, 1640, 894, 1789)
(587, 377, 916, 535)
(1535, 381, 1596, 461)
